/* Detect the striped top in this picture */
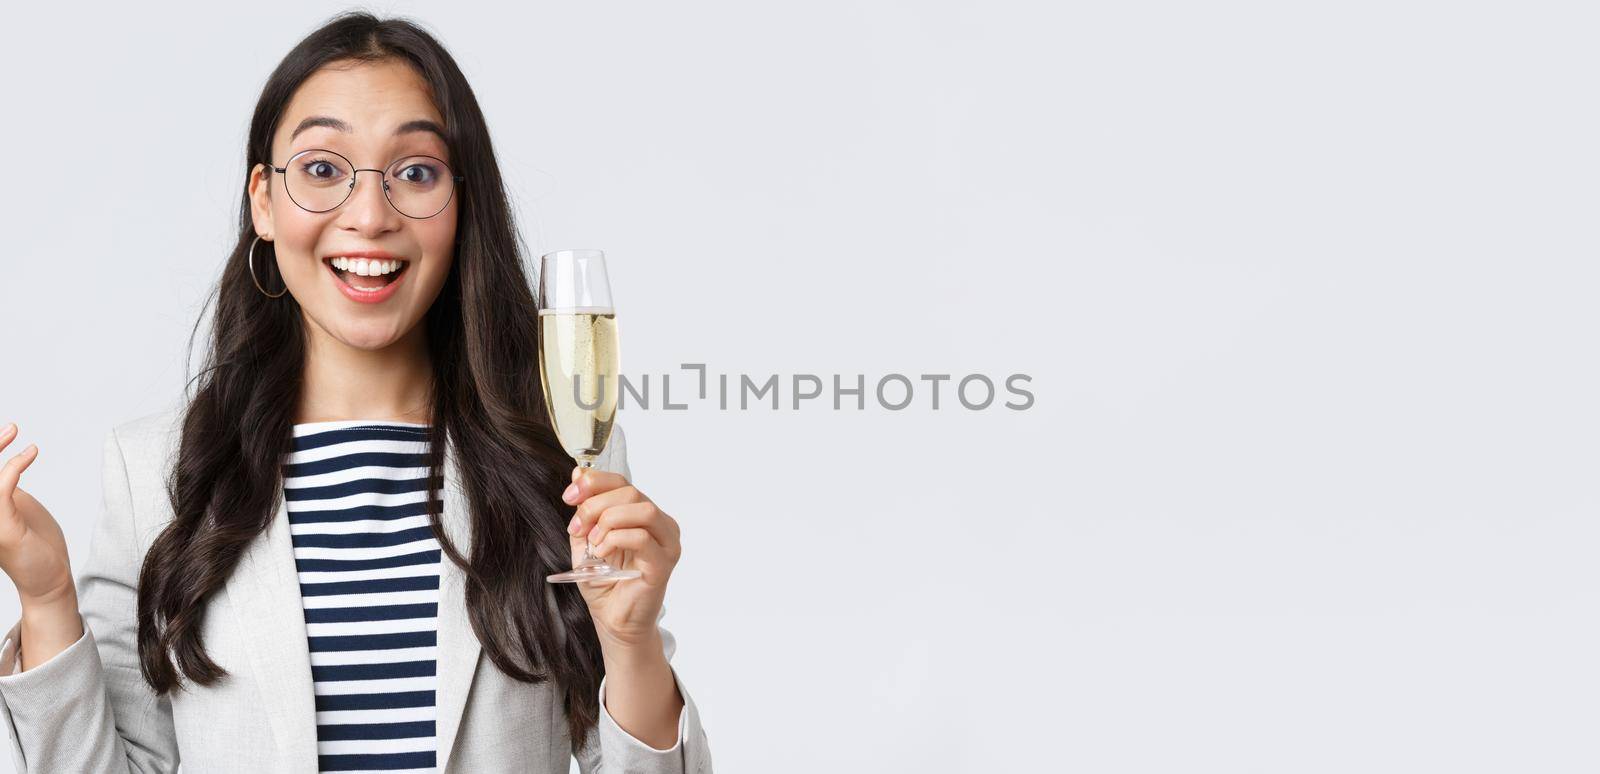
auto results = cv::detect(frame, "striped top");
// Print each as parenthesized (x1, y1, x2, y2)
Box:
(284, 420, 443, 774)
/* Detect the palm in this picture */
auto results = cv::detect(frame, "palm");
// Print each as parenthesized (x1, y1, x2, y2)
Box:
(569, 537, 666, 644)
(0, 487, 73, 603)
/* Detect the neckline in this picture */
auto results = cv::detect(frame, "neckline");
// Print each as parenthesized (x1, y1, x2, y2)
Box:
(290, 418, 431, 434)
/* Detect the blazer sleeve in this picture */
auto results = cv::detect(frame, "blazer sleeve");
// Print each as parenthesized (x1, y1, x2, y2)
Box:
(573, 422, 714, 774)
(0, 427, 180, 772)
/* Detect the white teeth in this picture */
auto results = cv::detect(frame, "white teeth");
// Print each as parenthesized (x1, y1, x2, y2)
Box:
(328, 257, 405, 275)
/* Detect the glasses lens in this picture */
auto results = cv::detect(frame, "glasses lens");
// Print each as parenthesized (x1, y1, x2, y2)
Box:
(386, 156, 456, 218)
(284, 150, 355, 212)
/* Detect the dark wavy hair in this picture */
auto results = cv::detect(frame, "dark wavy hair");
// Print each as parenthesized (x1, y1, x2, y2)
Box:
(135, 11, 607, 749)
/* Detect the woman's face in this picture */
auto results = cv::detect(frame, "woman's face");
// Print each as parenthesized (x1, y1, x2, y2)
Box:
(248, 58, 457, 351)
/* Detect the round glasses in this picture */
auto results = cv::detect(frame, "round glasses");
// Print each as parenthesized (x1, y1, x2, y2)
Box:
(267, 148, 465, 219)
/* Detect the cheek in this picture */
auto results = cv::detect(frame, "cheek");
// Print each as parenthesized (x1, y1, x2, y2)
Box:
(269, 227, 328, 286)
(431, 205, 458, 251)
(417, 210, 457, 287)
(416, 255, 455, 295)
(268, 206, 325, 260)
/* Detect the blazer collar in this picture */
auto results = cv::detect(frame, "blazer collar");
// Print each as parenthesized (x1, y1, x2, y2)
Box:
(223, 427, 482, 772)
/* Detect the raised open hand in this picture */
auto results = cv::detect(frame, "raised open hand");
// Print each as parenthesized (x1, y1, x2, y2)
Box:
(0, 423, 74, 606)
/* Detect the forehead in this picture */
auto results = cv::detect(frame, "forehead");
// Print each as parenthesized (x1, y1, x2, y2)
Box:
(276, 59, 443, 150)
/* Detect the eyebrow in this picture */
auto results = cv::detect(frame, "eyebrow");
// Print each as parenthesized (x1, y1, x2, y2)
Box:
(289, 115, 447, 142)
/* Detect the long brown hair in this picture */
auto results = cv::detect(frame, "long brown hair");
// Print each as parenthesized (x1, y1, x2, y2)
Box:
(137, 11, 607, 748)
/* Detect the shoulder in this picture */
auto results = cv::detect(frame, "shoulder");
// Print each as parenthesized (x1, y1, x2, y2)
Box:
(110, 400, 186, 459)
(103, 401, 187, 505)
(592, 421, 633, 480)
(94, 401, 189, 542)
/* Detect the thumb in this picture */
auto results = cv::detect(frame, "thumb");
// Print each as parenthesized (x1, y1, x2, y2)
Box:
(0, 443, 38, 498)
(0, 444, 40, 528)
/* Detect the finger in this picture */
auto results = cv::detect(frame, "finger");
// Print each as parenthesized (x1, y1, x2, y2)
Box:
(588, 502, 679, 551)
(567, 484, 648, 537)
(561, 468, 630, 506)
(589, 526, 677, 581)
(0, 423, 16, 455)
(0, 443, 39, 498)
(567, 503, 662, 567)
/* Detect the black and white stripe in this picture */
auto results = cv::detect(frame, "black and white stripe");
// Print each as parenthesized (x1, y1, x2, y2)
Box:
(285, 420, 442, 774)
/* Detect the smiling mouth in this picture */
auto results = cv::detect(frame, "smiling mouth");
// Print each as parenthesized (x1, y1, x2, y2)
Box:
(324, 257, 409, 291)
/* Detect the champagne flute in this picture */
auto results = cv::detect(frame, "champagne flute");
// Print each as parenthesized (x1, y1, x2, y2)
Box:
(539, 249, 642, 583)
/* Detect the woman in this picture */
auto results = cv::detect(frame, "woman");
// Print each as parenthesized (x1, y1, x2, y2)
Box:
(0, 12, 711, 773)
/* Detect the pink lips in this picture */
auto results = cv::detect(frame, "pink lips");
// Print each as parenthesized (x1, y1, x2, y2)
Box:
(326, 259, 408, 304)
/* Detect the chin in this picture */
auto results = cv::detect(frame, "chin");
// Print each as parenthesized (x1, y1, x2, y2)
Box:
(320, 317, 412, 351)
(341, 328, 408, 351)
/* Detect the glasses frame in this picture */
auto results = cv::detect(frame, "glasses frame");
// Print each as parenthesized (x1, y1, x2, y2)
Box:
(267, 148, 466, 220)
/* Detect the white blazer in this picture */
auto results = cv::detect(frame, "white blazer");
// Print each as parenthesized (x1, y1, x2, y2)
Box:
(0, 407, 712, 773)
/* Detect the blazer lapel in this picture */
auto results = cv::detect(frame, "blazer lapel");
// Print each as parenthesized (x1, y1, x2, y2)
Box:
(435, 429, 484, 772)
(225, 493, 320, 771)
(224, 427, 483, 773)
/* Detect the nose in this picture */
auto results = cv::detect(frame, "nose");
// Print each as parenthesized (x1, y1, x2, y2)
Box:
(336, 167, 402, 235)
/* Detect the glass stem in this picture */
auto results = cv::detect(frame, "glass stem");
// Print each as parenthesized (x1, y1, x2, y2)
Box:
(576, 458, 605, 567)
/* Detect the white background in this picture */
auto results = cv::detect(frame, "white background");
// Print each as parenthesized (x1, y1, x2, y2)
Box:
(2, 1, 1597, 771)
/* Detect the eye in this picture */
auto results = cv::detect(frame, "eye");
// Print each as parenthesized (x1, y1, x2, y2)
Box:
(299, 159, 343, 180)
(395, 162, 438, 185)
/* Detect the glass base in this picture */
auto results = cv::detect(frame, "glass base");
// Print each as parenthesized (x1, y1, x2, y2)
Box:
(547, 562, 643, 583)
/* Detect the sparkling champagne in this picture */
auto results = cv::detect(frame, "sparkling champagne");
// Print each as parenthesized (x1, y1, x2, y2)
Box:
(538, 308, 620, 462)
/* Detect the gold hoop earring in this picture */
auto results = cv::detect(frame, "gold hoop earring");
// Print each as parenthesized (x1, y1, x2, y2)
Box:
(248, 236, 288, 298)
